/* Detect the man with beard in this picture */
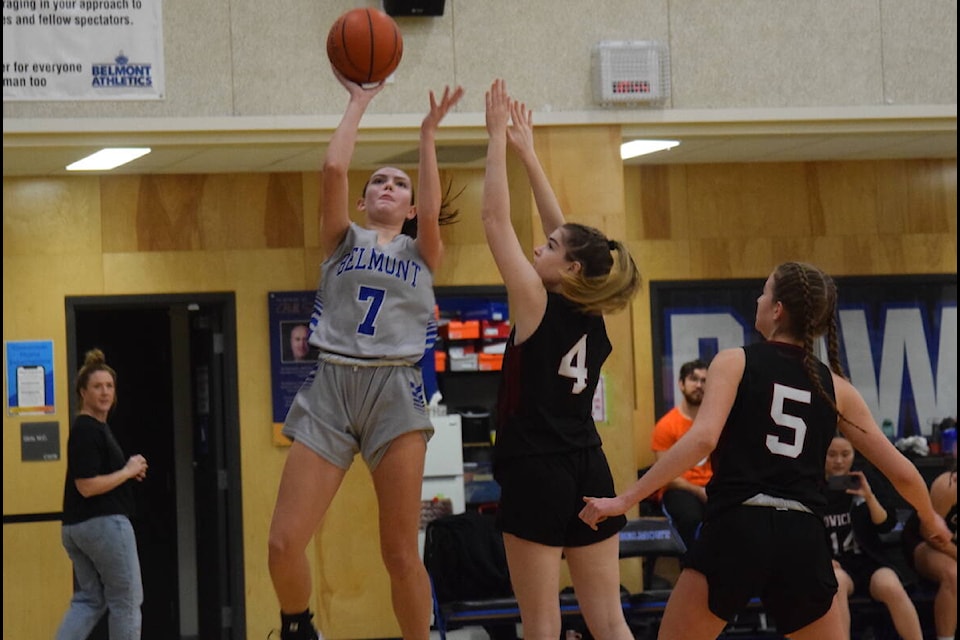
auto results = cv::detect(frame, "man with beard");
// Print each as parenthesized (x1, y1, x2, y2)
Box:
(651, 359, 711, 554)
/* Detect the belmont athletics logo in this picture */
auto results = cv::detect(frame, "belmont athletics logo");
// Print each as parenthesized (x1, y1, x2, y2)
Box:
(91, 52, 153, 89)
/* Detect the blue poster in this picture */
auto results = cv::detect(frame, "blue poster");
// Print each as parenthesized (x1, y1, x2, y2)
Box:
(650, 275, 957, 439)
(268, 291, 318, 445)
(5, 340, 55, 416)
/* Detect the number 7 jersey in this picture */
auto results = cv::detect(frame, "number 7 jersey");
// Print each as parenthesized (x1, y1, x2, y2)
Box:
(495, 292, 611, 461)
(309, 223, 437, 363)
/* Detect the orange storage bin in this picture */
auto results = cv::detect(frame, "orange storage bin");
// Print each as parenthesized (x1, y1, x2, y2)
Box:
(478, 353, 504, 371)
(440, 320, 481, 340)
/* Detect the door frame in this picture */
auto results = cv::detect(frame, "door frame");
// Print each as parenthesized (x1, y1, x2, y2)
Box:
(64, 291, 245, 640)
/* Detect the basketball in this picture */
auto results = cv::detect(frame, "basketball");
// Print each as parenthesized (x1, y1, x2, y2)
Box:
(326, 8, 403, 85)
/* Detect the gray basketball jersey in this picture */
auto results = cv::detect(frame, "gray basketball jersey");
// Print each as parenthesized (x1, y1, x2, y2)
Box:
(308, 223, 437, 363)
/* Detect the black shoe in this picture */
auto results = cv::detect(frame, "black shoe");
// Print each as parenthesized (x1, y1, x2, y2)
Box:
(278, 610, 320, 640)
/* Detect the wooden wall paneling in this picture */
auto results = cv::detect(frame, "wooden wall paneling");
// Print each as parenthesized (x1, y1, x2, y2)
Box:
(809, 161, 879, 236)
(535, 127, 625, 224)
(3, 177, 102, 257)
(623, 166, 643, 242)
(101, 251, 231, 294)
(876, 159, 958, 237)
(133, 175, 207, 251)
(315, 466, 397, 639)
(875, 160, 911, 235)
(262, 173, 305, 248)
(3, 522, 73, 639)
(302, 170, 320, 249)
(101, 175, 145, 253)
(2, 249, 103, 515)
(899, 233, 959, 273)
(686, 163, 812, 240)
(904, 159, 957, 234)
(630, 252, 656, 472)
(193, 173, 304, 250)
(432, 168, 500, 286)
(630, 165, 674, 241)
(632, 239, 694, 282)
(303, 247, 324, 289)
(773, 236, 832, 270)
(688, 237, 776, 279)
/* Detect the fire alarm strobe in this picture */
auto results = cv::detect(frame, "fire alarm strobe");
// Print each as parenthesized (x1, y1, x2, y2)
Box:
(592, 41, 669, 106)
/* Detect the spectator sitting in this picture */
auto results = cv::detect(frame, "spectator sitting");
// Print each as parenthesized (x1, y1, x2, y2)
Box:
(824, 434, 923, 640)
(651, 358, 711, 553)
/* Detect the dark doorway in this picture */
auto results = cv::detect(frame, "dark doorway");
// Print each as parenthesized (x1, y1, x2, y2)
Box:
(65, 293, 245, 640)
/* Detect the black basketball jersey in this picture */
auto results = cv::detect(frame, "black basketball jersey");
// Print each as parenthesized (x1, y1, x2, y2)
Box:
(704, 341, 838, 519)
(494, 293, 610, 461)
(822, 487, 896, 566)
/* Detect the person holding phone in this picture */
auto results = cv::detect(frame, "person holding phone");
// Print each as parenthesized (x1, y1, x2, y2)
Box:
(57, 349, 148, 640)
(823, 434, 923, 640)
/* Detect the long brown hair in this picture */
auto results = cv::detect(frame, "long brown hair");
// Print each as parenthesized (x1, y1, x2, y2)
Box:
(557, 223, 642, 314)
(771, 262, 858, 429)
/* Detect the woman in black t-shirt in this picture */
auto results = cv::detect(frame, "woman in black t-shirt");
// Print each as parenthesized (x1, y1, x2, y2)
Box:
(56, 349, 148, 640)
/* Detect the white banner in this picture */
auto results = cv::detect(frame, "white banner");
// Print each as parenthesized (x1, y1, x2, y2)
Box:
(3, 0, 164, 101)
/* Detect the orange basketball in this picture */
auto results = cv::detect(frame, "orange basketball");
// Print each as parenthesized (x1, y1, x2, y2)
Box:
(326, 8, 403, 85)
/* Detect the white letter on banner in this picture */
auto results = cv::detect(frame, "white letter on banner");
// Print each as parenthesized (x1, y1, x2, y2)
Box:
(841, 307, 958, 436)
(668, 313, 745, 405)
(933, 306, 957, 423)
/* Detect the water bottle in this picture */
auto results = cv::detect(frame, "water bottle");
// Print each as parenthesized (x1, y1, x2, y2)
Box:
(940, 426, 957, 457)
(928, 419, 942, 455)
(881, 419, 896, 441)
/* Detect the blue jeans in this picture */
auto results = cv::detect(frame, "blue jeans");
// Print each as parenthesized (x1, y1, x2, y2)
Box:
(56, 514, 143, 640)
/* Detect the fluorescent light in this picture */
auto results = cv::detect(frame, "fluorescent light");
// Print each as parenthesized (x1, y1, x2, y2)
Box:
(620, 139, 680, 160)
(66, 148, 151, 171)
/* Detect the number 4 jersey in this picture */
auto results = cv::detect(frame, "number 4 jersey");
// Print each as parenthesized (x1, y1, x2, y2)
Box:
(494, 292, 611, 460)
(705, 341, 838, 520)
(309, 223, 436, 363)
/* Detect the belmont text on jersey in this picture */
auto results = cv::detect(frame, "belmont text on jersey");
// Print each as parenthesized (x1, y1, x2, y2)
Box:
(334, 246, 425, 288)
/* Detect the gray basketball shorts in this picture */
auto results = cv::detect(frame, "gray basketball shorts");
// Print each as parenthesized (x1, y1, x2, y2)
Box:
(281, 357, 434, 470)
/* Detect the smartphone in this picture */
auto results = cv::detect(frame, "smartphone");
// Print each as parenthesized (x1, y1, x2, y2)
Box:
(827, 474, 861, 491)
(16, 365, 46, 408)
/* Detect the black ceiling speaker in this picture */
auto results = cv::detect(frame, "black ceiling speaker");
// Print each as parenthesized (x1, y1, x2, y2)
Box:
(382, 0, 445, 16)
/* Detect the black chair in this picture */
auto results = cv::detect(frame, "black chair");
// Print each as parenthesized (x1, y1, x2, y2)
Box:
(617, 516, 686, 590)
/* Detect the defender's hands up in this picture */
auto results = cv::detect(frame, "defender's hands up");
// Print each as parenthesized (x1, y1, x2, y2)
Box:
(505, 100, 535, 156)
(423, 85, 465, 133)
(485, 78, 512, 135)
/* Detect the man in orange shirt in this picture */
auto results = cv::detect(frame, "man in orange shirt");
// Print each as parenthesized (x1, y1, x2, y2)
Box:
(651, 359, 711, 553)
